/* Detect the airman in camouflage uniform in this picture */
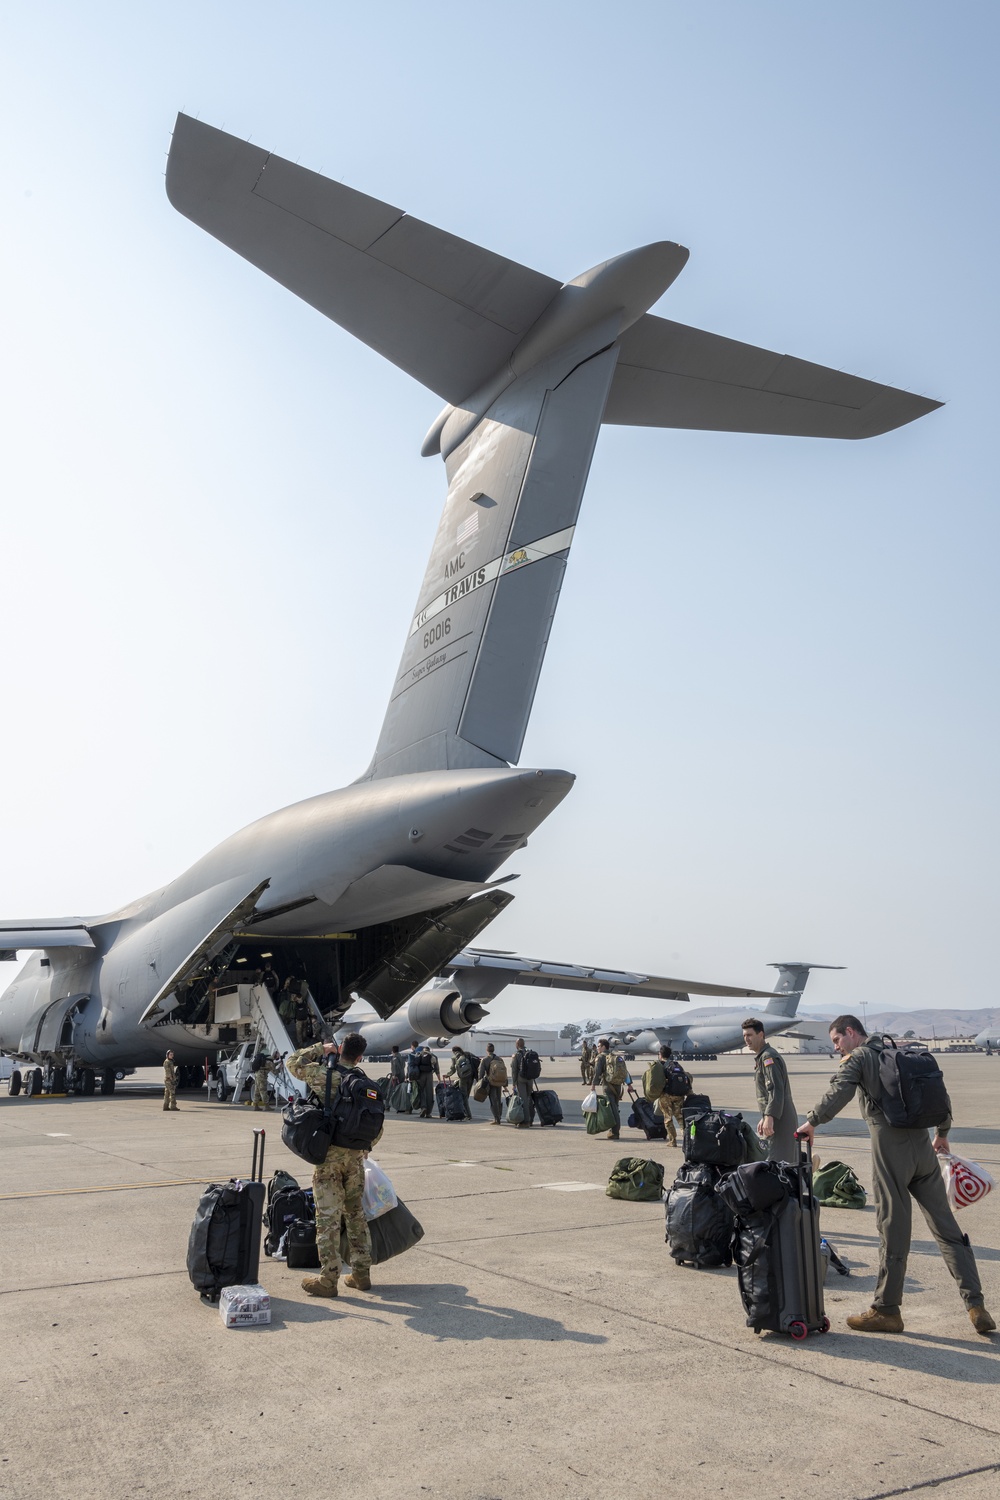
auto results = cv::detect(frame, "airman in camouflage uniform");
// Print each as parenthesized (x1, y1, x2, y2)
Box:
(162, 1050, 179, 1111)
(251, 1051, 275, 1110)
(286, 1034, 381, 1297)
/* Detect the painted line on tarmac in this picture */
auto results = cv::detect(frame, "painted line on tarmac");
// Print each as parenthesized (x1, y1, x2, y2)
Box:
(0, 1178, 209, 1200)
(858, 1460, 1000, 1498)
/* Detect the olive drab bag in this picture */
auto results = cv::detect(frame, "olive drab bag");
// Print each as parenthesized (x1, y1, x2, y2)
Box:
(643, 1061, 666, 1102)
(877, 1038, 951, 1130)
(812, 1160, 867, 1210)
(586, 1096, 617, 1134)
(606, 1157, 666, 1202)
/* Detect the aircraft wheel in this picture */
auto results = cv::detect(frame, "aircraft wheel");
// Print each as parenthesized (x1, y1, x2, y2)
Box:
(215, 1075, 229, 1102)
(27, 1068, 44, 1097)
(100, 1070, 116, 1096)
(51, 1067, 67, 1094)
(81, 1069, 96, 1096)
(8, 1070, 22, 1096)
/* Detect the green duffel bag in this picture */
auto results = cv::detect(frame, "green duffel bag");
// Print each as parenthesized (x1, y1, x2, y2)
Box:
(606, 1157, 666, 1202)
(813, 1160, 867, 1209)
(586, 1096, 617, 1135)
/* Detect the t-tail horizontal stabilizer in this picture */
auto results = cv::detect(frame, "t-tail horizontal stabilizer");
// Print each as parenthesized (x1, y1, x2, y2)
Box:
(166, 116, 940, 783)
(765, 962, 846, 1019)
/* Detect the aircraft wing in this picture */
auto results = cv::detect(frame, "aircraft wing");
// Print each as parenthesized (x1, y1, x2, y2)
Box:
(444, 950, 783, 1003)
(166, 115, 560, 405)
(0, 922, 95, 961)
(605, 313, 941, 439)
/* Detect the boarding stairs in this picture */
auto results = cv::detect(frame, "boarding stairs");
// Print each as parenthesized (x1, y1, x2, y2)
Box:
(226, 985, 307, 1107)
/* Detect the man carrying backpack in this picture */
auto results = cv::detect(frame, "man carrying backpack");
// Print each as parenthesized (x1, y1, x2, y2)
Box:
(644, 1045, 691, 1147)
(445, 1045, 475, 1119)
(796, 1015, 995, 1337)
(286, 1032, 382, 1298)
(742, 1018, 798, 1163)
(510, 1038, 539, 1127)
(412, 1044, 439, 1118)
(593, 1038, 626, 1140)
(479, 1044, 507, 1124)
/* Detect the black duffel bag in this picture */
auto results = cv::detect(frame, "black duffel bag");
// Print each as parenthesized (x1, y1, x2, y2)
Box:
(683, 1109, 747, 1167)
(715, 1159, 789, 1216)
(341, 1198, 425, 1266)
(281, 1067, 334, 1166)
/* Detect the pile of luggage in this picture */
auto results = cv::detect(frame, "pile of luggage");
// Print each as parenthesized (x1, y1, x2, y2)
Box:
(663, 1096, 844, 1339)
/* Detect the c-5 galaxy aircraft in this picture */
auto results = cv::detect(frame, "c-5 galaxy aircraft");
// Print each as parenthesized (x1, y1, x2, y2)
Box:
(0, 116, 937, 1096)
(595, 962, 845, 1055)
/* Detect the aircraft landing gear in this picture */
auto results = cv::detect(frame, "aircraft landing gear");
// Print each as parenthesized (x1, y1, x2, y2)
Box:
(100, 1069, 116, 1096)
(27, 1067, 44, 1097)
(50, 1066, 68, 1095)
(8, 1069, 22, 1096)
(81, 1069, 96, 1096)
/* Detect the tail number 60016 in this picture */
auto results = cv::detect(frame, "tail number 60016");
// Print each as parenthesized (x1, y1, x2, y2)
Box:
(423, 617, 451, 650)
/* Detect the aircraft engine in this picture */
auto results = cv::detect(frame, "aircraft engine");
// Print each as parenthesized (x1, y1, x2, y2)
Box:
(685, 1028, 735, 1052)
(405, 988, 487, 1039)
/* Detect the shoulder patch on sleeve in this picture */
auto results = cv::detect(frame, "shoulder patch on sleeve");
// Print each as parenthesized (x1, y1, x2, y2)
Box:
(763, 1057, 775, 1066)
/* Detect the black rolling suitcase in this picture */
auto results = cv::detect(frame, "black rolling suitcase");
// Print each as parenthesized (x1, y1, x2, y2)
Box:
(626, 1086, 667, 1141)
(443, 1082, 467, 1120)
(533, 1088, 563, 1126)
(725, 1142, 828, 1339)
(187, 1128, 267, 1302)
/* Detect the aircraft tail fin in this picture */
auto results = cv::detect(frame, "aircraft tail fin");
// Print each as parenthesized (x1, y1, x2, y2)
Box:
(765, 962, 845, 1018)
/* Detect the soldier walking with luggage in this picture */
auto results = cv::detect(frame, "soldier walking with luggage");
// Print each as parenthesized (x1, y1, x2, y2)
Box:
(510, 1038, 537, 1127)
(293, 993, 312, 1047)
(580, 1037, 594, 1084)
(388, 1044, 406, 1111)
(251, 1049, 275, 1111)
(479, 1043, 507, 1124)
(412, 1044, 439, 1118)
(445, 1045, 474, 1119)
(645, 1045, 690, 1147)
(286, 1032, 379, 1298)
(162, 1050, 179, 1111)
(796, 1015, 995, 1336)
(742, 1019, 798, 1162)
(593, 1038, 624, 1140)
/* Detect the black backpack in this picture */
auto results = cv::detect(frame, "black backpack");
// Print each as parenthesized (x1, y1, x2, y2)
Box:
(664, 1062, 691, 1097)
(877, 1038, 951, 1129)
(405, 1052, 422, 1080)
(520, 1049, 541, 1080)
(329, 1066, 386, 1151)
(418, 1051, 434, 1075)
(264, 1185, 314, 1256)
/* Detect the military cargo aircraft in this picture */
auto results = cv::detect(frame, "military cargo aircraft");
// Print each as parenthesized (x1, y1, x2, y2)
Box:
(0, 116, 937, 1096)
(592, 962, 845, 1055)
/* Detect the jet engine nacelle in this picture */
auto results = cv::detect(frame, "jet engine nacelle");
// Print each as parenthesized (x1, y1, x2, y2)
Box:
(405, 987, 487, 1039)
(685, 1028, 737, 1052)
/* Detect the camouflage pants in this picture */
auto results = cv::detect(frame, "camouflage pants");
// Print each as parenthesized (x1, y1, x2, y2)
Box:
(163, 1081, 177, 1110)
(313, 1146, 371, 1281)
(252, 1070, 270, 1108)
(655, 1093, 685, 1145)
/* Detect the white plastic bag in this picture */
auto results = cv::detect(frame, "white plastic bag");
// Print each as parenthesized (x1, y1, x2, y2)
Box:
(581, 1090, 598, 1115)
(362, 1158, 398, 1221)
(939, 1152, 994, 1210)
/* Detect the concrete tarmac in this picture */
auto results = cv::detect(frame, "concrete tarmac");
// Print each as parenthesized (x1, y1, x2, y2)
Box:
(2, 1054, 998, 1500)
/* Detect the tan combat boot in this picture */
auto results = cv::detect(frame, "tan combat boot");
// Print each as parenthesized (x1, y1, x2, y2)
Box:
(846, 1306, 904, 1333)
(969, 1305, 996, 1335)
(344, 1271, 372, 1292)
(301, 1275, 338, 1298)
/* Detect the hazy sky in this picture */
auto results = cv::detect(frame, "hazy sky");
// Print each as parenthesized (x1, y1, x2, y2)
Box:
(2, 3, 997, 1026)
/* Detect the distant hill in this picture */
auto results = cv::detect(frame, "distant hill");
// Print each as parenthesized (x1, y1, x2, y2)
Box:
(806, 1006, 1000, 1036)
